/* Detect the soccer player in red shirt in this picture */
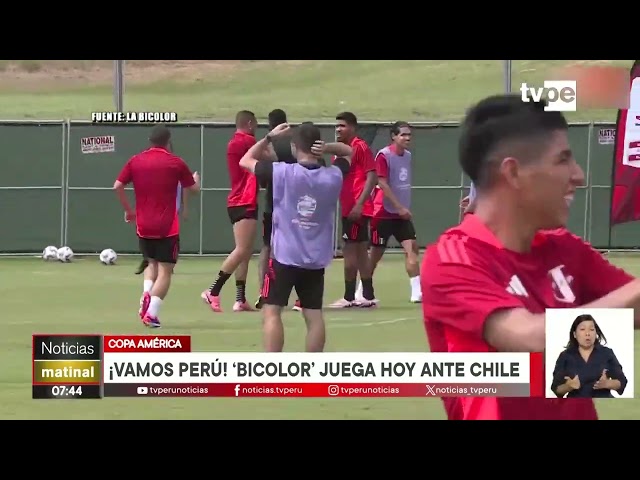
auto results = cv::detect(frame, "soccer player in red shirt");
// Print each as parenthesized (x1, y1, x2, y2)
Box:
(202, 110, 259, 313)
(356, 121, 421, 303)
(114, 125, 200, 328)
(421, 94, 640, 420)
(329, 112, 379, 308)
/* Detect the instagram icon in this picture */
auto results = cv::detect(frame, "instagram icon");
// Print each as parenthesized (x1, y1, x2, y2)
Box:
(328, 385, 339, 396)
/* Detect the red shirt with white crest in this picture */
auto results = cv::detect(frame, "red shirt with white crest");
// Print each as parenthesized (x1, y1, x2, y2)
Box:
(421, 214, 634, 420)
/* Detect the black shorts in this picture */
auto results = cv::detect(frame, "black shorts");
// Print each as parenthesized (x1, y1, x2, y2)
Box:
(227, 206, 258, 224)
(262, 259, 325, 310)
(370, 218, 417, 247)
(341, 217, 370, 243)
(262, 212, 273, 247)
(138, 235, 180, 264)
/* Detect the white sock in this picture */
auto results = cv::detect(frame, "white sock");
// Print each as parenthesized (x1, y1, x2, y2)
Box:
(147, 296, 163, 318)
(143, 280, 154, 293)
(410, 275, 421, 294)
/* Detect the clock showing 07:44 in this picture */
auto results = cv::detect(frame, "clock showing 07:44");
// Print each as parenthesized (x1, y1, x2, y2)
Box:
(50, 385, 84, 397)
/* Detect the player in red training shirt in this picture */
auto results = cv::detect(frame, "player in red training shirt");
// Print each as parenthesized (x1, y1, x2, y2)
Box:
(329, 112, 379, 308)
(202, 110, 259, 313)
(421, 94, 640, 420)
(355, 121, 421, 304)
(114, 125, 200, 328)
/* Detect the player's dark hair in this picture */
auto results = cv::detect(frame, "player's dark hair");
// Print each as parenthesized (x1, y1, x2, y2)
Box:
(268, 109, 287, 129)
(565, 314, 607, 349)
(336, 111, 358, 126)
(235, 110, 256, 127)
(458, 94, 568, 189)
(391, 121, 410, 137)
(293, 122, 321, 154)
(149, 124, 171, 147)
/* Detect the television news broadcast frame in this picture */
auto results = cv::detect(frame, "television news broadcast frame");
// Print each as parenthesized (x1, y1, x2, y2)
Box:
(544, 308, 635, 399)
(32, 335, 547, 399)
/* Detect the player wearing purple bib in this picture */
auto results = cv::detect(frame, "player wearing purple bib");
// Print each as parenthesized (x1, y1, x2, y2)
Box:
(239, 122, 352, 352)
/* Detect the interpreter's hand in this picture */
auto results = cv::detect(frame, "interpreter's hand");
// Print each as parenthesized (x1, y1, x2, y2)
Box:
(564, 375, 580, 391)
(269, 123, 291, 137)
(593, 370, 612, 390)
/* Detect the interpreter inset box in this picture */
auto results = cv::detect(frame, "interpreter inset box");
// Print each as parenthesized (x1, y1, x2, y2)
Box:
(545, 308, 634, 399)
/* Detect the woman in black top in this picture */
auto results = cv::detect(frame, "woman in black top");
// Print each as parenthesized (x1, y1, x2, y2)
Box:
(551, 314, 628, 398)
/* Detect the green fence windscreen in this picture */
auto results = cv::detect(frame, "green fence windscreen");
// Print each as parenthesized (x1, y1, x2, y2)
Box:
(0, 120, 636, 254)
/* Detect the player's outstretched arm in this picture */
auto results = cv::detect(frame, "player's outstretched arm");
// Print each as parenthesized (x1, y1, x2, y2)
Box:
(485, 277, 640, 350)
(310, 141, 352, 165)
(483, 309, 546, 352)
(323, 142, 352, 158)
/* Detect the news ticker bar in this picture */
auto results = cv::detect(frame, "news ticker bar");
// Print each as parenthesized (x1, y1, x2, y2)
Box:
(30, 334, 545, 399)
(103, 383, 531, 398)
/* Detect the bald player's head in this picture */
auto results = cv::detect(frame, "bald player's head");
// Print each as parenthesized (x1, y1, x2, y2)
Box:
(236, 110, 257, 135)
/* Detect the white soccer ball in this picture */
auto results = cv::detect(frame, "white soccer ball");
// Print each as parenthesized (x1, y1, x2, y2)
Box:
(42, 246, 58, 261)
(99, 248, 117, 265)
(57, 246, 74, 263)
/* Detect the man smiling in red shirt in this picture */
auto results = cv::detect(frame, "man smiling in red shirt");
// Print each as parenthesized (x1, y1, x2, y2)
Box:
(421, 94, 640, 420)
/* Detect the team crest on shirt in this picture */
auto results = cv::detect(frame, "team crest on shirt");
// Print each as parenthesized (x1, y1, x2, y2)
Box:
(548, 265, 576, 304)
(399, 167, 408, 182)
(296, 195, 317, 218)
(293, 195, 319, 230)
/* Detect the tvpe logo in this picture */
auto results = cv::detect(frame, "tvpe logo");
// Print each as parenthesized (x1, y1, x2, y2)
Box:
(520, 81, 577, 112)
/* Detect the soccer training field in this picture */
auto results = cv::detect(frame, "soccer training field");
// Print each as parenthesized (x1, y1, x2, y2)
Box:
(1, 59, 638, 419)
(1, 254, 639, 419)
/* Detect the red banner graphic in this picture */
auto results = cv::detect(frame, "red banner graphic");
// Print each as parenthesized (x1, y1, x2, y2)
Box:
(103, 335, 191, 353)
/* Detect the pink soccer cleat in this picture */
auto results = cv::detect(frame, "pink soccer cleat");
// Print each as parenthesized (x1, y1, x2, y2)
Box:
(139, 292, 151, 319)
(142, 314, 161, 328)
(201, 290, 222, 313)
(292, 299, 302, 311)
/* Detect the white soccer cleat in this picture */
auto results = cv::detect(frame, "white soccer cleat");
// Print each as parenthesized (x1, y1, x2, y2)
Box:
(328, 298, 354, 308)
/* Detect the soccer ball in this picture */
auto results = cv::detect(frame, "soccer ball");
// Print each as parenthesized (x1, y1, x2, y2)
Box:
(42, 246, 58, 261)
(99, 248, 117, 265)
(57, 246, 74, 263)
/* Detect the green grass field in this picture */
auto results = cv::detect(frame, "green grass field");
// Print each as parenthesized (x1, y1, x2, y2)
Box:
(0, 60, 634, 122)
(1, 254, 639, 420)
(1, 59, 639, 419)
